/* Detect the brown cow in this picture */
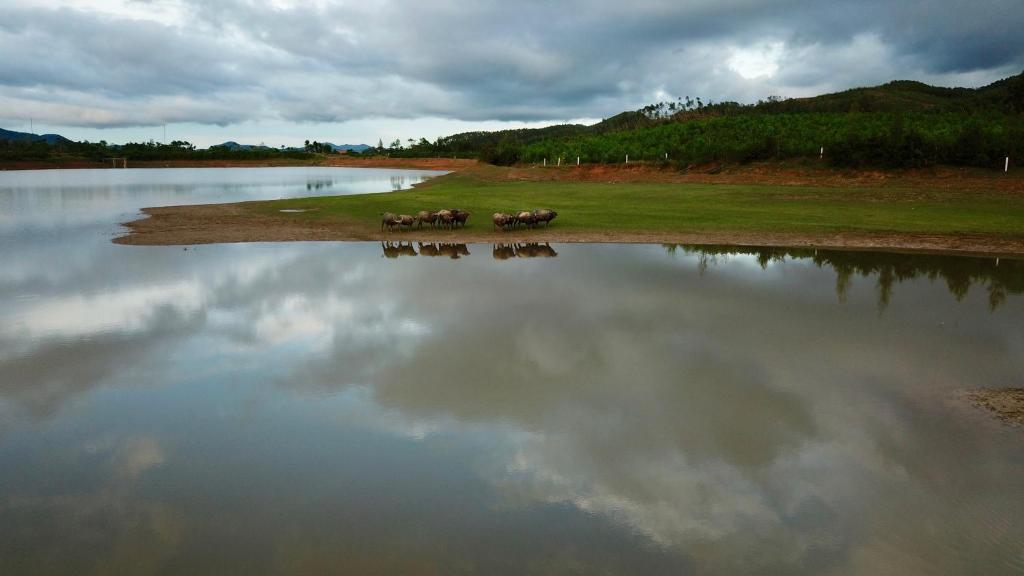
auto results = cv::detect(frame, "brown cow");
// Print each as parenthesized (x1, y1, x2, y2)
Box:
(436, 209, 454, 229)
(416, 210, 438, 229)
(397, 215, 416, 230)
(381, 212, 400, 232)
(452, 209, 470, 228)
(516, 211, 537, 229)
(492, 212, 511, 231)
(532, 209, 558, 227)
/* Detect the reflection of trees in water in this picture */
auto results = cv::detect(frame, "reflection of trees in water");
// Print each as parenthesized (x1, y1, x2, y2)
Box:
(390, 176, 406, 191)
(381, 242, 470, 259)
(305, 179, 337, 191)
(492, 243, 559, 260)
(665, 245, 1023, 311)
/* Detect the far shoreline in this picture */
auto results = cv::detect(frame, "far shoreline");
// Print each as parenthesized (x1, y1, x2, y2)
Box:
(0, 157, 476, 172)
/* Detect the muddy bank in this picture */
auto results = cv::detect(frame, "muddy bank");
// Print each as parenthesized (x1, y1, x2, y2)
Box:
(485, 162, 1024, 193)
(113, 202, 1024, 256)
(967, 389, 1024, 427)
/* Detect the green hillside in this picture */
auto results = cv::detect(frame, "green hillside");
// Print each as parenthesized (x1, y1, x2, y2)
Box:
(392, 71, 1024, 169)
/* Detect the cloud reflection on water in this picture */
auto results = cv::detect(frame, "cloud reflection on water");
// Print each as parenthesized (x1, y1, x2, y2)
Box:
(1, 234, 1023, 572)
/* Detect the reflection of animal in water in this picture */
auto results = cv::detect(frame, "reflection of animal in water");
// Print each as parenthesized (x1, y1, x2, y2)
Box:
(492, 244, 517, 260)
(381, 212, 400, 232)
(492, 243, 558, 259)
(419, 243, 470, 259)
(517, 242, 558, 258)
(381, 241, 418, 258)
(440, 243, 471, 259)
(418, 242, 440, 257)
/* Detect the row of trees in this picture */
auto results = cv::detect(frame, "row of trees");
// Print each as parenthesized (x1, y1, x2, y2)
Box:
(513, 111, 1023, 169)
(339, 109, 1021, 169)
(0, 139, 314, 162)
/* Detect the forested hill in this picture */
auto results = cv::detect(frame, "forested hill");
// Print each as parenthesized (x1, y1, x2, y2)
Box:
(754, 72, 1024, 114)
(0, 128, 71, 145)
(412, 71, 1024, 169)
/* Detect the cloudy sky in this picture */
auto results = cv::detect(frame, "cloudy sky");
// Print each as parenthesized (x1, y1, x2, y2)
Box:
(1, 0, 1022, 147)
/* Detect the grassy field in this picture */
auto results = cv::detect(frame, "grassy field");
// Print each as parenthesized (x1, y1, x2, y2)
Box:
(251, 166, 1024, 238)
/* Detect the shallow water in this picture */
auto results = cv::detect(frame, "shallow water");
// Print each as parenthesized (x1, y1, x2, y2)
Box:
(1, 168, 1023, 574)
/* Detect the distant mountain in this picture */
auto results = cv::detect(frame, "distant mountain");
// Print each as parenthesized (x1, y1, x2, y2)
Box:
(752, 71, 1024, 114)
(211, 141, 276, 151)
(211, 141, 371, 153)
(327, 143, 371, 152)
(0, 128, 71, 145)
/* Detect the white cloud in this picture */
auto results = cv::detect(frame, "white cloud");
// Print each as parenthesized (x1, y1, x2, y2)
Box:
(0, 0, 1020, 143)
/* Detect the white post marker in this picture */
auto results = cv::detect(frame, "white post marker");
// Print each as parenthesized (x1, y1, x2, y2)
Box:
(665, 152, 668, 160)
(558, 157, 561, 166)
(1006, 157, 1010, 173)
(625, 154, 629, 164)
(543, 158, 547, 167)
(577, 156, 580, 166)
(820, 147, 824, 159)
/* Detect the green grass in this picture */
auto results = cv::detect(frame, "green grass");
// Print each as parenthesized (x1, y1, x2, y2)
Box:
(252, 168, 1024, 237)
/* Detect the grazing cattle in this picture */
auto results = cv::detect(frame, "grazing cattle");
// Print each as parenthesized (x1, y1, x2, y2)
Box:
(381, 212, 400, 232)
(416, 210, 438, 229)
(492, 212, 512, 231)
(452, 209, 470, 228)
(516, 211, 537, 229)
(397, 214, 416, 230)
(532, 209, 558, 227)
(436, 209, 454, 229)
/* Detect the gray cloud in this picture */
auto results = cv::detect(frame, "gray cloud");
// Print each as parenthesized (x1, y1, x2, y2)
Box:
(0, 1, 1021, 128)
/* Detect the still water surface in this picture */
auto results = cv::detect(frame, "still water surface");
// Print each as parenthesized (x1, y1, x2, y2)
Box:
(1, 168, 1023, 574)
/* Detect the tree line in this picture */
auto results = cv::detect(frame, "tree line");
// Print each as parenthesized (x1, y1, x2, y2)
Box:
(0, 139, 314, 162)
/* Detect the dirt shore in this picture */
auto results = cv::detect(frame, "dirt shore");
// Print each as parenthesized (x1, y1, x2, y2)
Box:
(966, 389, 1024, 427)
(113, 202, 1024, 256)
(484, 162, 1024, 193)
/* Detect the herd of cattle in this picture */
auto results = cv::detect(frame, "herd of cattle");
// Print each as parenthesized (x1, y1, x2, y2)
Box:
(491, 209, 558, 231)
(380, 208, 558, 232)
(381, 209, 469, 231)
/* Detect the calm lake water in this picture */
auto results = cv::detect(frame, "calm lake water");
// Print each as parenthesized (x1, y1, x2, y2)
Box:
(1, 168, 1023, 574)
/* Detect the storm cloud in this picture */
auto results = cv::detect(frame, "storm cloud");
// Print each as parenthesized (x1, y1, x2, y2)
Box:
(1, 0, 1022, 129)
